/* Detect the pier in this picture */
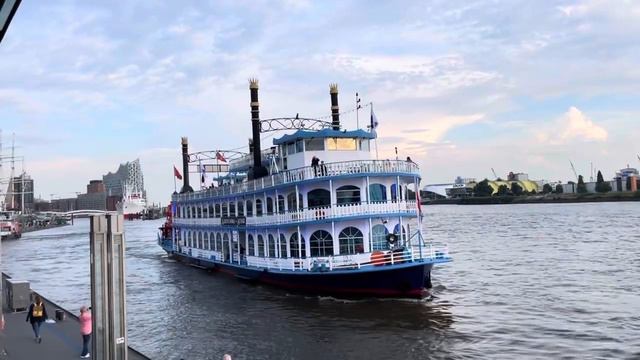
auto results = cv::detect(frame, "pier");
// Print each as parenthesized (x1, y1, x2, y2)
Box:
(0, 274, 149, 359)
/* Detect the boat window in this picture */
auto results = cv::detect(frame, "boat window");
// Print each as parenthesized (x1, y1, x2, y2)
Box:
(369, 184, 387, 202)
(286, 192, 298, 211)
(208, 205, 214, 218)
(221, 203, 228, 217)
(307, 189, 330, 208)
(257, 235, 265, 257)
(229, 202, 236, 217)
(277, 195, 285, 213)
(287, 142, 296, 155)
(391, 184, 404, 202)
(371, 225, 389, 251)
(198, 232, 203, 249)
(266, 197, 274, 215)
(289, 233, 306, 258)
(255, 199, 263, 217)
(310, 230, 334, 257)
(237, 201, 244, 216)
(296, 140, 304, 153)
(336, 185, 361, 205)
(279, 234, 287, 258)
(216, 233, 222, 251)
(268, 234, 276, 257)
(359, 139, 370, 151)
(214, 204, 221, 218)
(248, 234, 255, 256)
(305, 138, 324, 151)
(339, 227, 364, 255)
(246, 200, 253, 217)
(393, 224, 407, 242)
(327, 138, 357, 151)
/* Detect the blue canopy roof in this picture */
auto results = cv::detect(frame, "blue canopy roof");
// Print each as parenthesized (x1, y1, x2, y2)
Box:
(273, 129, 376, 145)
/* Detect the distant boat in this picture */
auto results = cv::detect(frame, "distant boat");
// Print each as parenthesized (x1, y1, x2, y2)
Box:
(158, 81, 451, 298)
(118, 183, 147, 220)
(0, 211, 21, 240)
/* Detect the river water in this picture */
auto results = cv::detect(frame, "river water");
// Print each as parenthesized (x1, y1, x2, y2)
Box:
(2, 203, 639, 359)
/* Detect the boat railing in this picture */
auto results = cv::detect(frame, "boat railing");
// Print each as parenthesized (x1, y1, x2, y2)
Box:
(244, 242, 450, 272)
(173, 200, 418, 226)
(174, 159, 419, 201)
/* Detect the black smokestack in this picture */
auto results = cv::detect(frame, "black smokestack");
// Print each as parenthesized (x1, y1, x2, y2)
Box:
(249, 79, 268, 180)
(330, 83, 340, 130)
(180, 137, 193, 193)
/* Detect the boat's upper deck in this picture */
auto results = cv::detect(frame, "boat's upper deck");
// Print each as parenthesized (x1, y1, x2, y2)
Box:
(173, 159, 420, 203)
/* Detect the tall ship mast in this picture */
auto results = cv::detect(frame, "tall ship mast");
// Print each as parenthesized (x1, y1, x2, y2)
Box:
(0, 130, 24, 240)
(158, 80, 451, 298)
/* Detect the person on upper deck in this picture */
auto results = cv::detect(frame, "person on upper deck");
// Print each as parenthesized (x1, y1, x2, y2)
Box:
(311, 156, 320, 176)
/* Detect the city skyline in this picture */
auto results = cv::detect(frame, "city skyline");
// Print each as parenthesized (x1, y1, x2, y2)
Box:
(2, 1, 640, 204)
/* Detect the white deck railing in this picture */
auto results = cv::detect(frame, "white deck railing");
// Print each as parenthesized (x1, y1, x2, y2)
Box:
(173, 200, 417, 227)
(174, 159, 419, 202)
(242, 242, 450, 272)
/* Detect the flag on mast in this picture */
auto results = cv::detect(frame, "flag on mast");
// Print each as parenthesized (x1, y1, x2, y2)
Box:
(370, 108, 379, 130)
(173, 166, 182, 180)
(216, 151, 227, 162)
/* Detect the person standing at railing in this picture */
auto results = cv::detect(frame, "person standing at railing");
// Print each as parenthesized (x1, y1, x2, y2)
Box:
(311, 156, 320, 176)
(320, 161, 327, 176)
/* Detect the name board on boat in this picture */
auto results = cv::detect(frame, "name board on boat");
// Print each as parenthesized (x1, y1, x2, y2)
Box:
(221, 216, 246, 226)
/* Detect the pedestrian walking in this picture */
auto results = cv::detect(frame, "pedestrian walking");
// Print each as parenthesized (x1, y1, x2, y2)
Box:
(80, 306, 92, 358)
(25, 295, 47, 343)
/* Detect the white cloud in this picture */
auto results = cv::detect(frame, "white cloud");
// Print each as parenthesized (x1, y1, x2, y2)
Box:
(536, 107, 607, 144)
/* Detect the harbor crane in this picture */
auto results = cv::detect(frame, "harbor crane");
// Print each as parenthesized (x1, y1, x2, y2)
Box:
(569, 160, 579, 181)
(491, 168, 498, 179)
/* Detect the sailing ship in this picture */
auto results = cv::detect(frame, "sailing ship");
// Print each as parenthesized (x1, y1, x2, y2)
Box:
(158, 80, 451, 298)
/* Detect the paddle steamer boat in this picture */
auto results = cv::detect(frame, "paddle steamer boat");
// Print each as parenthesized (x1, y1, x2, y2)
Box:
(158, 80, 451, 298)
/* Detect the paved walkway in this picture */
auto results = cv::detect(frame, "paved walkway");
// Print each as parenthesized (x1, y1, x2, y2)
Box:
(0, 296, 148, 359)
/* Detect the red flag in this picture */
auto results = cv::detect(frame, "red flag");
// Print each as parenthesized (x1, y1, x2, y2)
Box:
(216, 152, 227, 162)
(173, 166, 183, 180)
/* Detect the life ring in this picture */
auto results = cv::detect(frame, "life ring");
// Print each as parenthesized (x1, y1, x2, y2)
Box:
(386, 233, 398, 246)
(370, 251, 385, 266)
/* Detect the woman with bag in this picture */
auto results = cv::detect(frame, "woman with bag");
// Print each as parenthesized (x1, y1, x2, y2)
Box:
(25, 295, 48, 343)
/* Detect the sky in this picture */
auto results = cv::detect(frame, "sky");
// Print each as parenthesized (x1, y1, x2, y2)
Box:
(1, 0, 639, 204)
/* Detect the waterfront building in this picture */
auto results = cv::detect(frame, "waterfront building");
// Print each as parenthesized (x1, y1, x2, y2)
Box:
(614, 166, 639, 192)
(51, 197, 78, 212)
(77, 180, 107, 211)
(103, 159, 146, 198)
(10, 174, 34, 213)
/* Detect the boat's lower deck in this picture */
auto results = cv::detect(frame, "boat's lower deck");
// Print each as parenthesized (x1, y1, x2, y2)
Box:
(161, 239, 447, 298)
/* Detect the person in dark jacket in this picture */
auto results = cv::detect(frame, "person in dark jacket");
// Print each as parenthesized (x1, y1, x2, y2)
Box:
(26, 295, 48, 343)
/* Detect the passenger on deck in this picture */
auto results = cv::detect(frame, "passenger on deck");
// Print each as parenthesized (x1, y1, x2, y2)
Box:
(320, 161, 327, 176)
(311, 156, 320, 176)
